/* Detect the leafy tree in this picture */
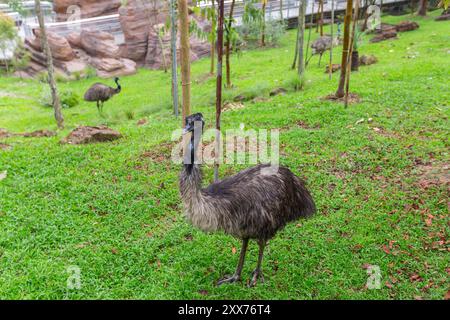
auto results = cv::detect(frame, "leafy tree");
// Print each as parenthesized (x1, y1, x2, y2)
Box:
(0, 12, 17, 74)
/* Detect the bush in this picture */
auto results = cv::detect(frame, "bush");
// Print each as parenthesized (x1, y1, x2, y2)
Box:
(238, 18, 286, 48)
(40, 89, 80, 109)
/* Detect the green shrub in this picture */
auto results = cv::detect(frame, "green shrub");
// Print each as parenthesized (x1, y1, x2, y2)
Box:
(39, 89, 80, 109)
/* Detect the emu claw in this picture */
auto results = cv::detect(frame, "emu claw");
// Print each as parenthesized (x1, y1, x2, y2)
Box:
(248, 269, 264, 287)
(217, 274, 240, 286)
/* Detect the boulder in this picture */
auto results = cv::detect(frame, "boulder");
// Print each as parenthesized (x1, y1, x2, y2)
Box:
(80, 30, 121, 59)
(54, 0, 122, 21)
(62, 126, 122, 144)
(96, 58, 136, 78)
(435, 14, 450, 21)
(119, 0, 158, 63)
(359, 55, 378, 66)
(29, 30, 75, 61)
(370, 31, 398, 43)
(66, 32, 82, 48)
(270, 87, 288, 97)
(395, 21, 419, 32)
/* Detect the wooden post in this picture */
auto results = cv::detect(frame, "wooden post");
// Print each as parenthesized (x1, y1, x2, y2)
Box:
(335, 0, 353, 98)
(178, 0, 191, 125)
(170, 0, 179, 117)
(214, 0, 225, 182)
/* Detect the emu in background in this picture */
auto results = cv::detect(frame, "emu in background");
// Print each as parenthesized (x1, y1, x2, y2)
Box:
(84, 77, 121, 113)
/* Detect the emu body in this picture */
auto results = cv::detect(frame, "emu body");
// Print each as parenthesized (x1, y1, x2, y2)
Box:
(309, 35, 339, 67)
(84, 77, 121, 113)
(179, 113, 316, 286)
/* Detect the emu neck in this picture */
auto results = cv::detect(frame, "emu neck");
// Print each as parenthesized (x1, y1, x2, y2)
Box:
(181, 134, 202, 192)
(115, 79, 121, 93)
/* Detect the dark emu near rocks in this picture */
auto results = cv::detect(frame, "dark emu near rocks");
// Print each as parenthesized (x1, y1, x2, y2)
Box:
(84, 77, 121, 113)
(180, 113, 316, 287)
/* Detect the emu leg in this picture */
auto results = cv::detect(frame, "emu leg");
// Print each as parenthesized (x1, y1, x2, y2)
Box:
(217, 238, 249, 286)
(96, 101, 100, 113)
(249, 240, 266, 287)
(318, 53, 323, 67)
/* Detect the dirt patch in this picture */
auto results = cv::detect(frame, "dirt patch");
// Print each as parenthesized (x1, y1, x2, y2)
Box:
(0, 143, 11, 150)
(22, 130, 56, 138)
(370, 126, 401, 139)
(415, 161, 449, 190)
(223, 102, 245, 112)
(0, 129, 11, 138)
(323, 93, 361, 105)
(137, 118, 148, 126)
(141, 141, 177, 162)
(62, 126, 122, 145)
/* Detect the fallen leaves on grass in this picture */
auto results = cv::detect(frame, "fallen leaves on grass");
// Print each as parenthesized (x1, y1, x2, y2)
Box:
(0, 171, 7, 181)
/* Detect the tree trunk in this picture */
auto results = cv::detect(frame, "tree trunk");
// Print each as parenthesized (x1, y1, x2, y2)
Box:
(335, 0, 353, 98)
(35, 0, 64, 129)
(260, 1, 266, 47)
(178, 0, 191, 125)
(225, 0, 236, 88)
(345, 0, 360, 107)
(297, 0, 306, 79)
(417, 0, 427, 16)
(304, 0, 314, 66)
(170, 0, 179, 117)
(210, 0, 216, 75)
(215, 0, 225, 182)
(329, 0, 335, 79)
(351, 50, 359, 71)
(319, 0, 324, 36)
(280, 0, 284, 21)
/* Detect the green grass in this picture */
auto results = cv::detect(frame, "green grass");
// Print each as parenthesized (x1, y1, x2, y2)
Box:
(0, 12, 449, 300)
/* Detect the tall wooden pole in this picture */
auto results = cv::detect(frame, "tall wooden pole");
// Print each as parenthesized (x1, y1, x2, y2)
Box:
(305, 0, 314, 66)
(210, 0, 216, 75)
(297, 0, 306, 78)
(178, 0, 191, 125)
(35, 0, 64, 129)
(225, 0, 236, 88)
(329, 0, 335, 80)
(345, 0, 360, 107)
(214, 0, 225, 182)
(335, 0, 353, 98)
(170, 0, 179, 117)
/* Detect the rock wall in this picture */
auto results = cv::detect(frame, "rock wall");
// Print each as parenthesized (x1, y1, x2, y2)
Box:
(54, 0, 122, 21)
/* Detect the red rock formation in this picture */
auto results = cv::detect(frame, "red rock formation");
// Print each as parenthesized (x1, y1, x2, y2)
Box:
(79, 30, 121, 59)
(28, 29, 75, 61)
(54, 0, 122, 21)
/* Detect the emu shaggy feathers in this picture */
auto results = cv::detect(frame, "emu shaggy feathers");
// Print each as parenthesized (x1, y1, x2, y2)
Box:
(84, 83, 119, 102)
(180, 163, 316, 240)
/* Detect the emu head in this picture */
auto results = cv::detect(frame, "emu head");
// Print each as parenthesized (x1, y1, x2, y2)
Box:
(183, 113, 205, 136)
(182, 113, 205, 167)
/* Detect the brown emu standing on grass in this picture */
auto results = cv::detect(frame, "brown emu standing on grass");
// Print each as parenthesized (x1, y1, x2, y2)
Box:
(179, 113, 316, 287)
(84, 77, 121, 113)
(309, 35, 339, 67)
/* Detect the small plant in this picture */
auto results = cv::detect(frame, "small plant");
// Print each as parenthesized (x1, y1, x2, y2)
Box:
(283, 74, 305, 91)
(40, 89, 80, 109)
(125, 110, 135, 120)
(84, 66, 97, 79)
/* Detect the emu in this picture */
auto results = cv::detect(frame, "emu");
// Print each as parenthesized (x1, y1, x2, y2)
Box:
(84, 77, 121, 113)
(308, 35, 339, 67)
(179, 113, 316, 287)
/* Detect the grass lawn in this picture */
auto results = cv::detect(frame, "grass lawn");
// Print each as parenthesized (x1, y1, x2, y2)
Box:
(0, 11, 449, 300)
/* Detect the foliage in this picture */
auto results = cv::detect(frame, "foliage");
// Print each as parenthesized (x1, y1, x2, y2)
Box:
(239, 18, 286, 47)
(0, 12, 18, 73)
(40, 88, 80, 109)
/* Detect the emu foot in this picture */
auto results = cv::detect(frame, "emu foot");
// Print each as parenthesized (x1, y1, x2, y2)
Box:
(217, 274, 240, 286)
(248, 269, 264, 287)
